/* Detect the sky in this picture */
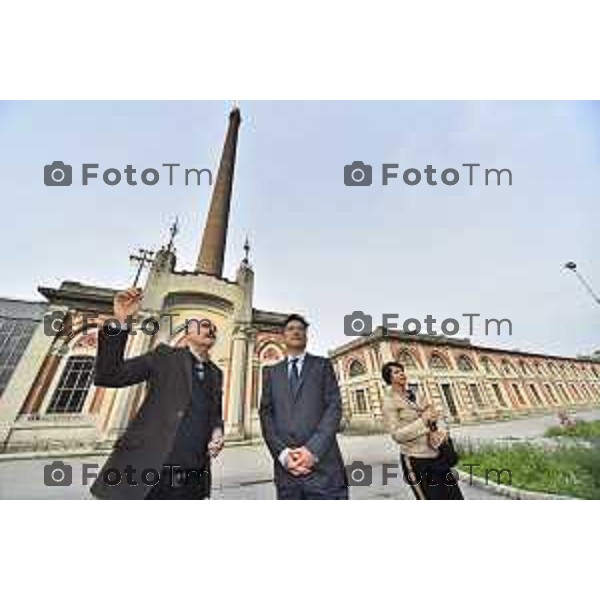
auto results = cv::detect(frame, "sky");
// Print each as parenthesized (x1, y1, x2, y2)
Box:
(0, 100, 598, 357)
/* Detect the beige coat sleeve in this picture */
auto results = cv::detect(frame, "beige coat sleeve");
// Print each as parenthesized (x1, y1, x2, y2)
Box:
(382, 393, 431, 445)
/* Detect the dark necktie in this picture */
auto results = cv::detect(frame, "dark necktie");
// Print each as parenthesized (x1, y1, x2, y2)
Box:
(289, 357, 300, 395)
(193, 359, 205, 382)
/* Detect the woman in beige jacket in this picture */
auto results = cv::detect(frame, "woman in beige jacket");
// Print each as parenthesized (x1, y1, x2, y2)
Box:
(381, 361, 463, 500)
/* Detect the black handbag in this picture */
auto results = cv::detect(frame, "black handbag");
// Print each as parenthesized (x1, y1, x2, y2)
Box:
(428, 419, 458, 469)
(436, 437, 459, 469)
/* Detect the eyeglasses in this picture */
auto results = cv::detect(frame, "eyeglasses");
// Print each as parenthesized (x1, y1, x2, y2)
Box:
(198, 319, 217, 337)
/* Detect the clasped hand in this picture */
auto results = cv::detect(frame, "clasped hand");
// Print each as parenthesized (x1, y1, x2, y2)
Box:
(286, 446, 315, 476)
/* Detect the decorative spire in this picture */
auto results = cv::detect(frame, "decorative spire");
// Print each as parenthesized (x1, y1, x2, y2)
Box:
(242, 236, 251, 265)
(166, 217, 179, 253)
(196, 105, 242, 276)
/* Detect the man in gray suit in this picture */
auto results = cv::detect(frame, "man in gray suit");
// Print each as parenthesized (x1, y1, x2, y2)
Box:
(259, 314, 348, 499)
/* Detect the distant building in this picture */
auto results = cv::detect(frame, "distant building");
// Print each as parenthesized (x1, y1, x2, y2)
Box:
(0, 299, 47, 396)
(329, 327, 600, 431)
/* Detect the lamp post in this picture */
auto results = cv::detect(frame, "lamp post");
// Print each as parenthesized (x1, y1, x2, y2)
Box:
(563, 262, 600, 305)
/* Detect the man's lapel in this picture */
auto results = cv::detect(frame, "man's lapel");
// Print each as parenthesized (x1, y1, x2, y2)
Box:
(276, 359, 294, 406)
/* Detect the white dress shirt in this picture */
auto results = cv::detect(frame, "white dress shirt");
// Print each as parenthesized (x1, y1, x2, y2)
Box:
(287, 352, 306, 378)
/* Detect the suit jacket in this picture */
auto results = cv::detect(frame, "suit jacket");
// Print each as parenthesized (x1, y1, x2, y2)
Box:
(91, 327, 223, 500)
(381, 388, 438, 459)
(259, 354, 346, 491)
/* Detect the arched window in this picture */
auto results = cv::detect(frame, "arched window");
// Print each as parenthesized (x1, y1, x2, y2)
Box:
(457, 355, 475, 372)
(47, 355, 95, 413)
(480, 357, 495, 374)
(259, 341, 285, 367)
(353, 389, 369, 413)
(528, 384, 544, 406)
(262, 347, 282, 363)
(519, 360, 531, 375)
(534, 362, 544, 376)
(501, 359, 515, 375)
(429, 353, 448, 370)
(396, 350, 419, 370)
(348, 359, 366, 378)
(570, 383, 580, 401)
(468, 383, 485, 408)
(557, 384, 570, 404)
(511, 383, 527, 406)
(544, 383, 559, 405)
(491, 383, 507, 407)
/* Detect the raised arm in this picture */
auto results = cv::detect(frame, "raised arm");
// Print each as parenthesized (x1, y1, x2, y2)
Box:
(93, 287, 155, 388)
(94, 327, 155, 388)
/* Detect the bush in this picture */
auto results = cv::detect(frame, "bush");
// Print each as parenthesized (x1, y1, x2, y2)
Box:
(545, 420, 600, 440)
(458, 443, 600, 499)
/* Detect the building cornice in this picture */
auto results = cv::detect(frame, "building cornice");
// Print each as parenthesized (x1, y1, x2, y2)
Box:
(327, 325, 599, 365)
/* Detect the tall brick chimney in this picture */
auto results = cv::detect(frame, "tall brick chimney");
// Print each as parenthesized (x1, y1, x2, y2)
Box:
(196, 106, 241, 276)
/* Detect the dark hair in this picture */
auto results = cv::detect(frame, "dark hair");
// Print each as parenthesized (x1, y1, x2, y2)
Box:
(381, 361, 405, 385)
(283, 313, 310, 329)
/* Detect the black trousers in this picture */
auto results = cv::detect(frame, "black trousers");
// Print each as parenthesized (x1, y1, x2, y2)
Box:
(145, 465, 211, 500)
(276, 482, 349, 500)
(400, 454, 464, 500)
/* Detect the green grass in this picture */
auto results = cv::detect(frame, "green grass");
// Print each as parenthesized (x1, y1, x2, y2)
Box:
(544, 419, 600, 440)
(458, 443, 600, 499)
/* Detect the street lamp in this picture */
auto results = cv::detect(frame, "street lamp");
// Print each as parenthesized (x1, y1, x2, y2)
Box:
(563, 262, 600, 305)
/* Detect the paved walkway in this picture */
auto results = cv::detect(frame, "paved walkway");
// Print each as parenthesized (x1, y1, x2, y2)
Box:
(1, 408, 598, 500)
(452, 407, 600, 442)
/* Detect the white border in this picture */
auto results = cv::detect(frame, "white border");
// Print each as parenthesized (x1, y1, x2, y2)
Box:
(1, 501, 597, 598)
(1, 1, 599, 99)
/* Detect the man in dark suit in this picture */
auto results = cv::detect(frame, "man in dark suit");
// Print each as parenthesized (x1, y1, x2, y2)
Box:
(91, 288, 224, 500)
(259, 314, 348, 500)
